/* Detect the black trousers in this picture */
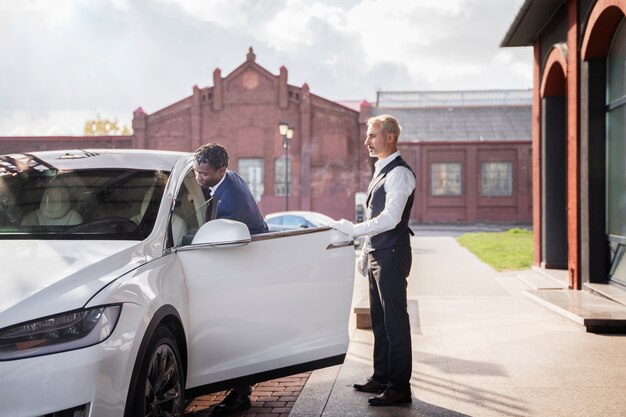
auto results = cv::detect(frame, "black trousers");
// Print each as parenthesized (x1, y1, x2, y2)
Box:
(232, 384, 252, 396)
(367, 246, 412, 392)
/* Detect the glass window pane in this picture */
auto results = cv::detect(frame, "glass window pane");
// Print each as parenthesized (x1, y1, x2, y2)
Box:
(607, 106, 626, 236)
(238, 158, 264, 202)
(283, 215, 304, 227)
(607, 20, 626, 284)
(431, 162, 461, 196)
(481, 162, 513, 196)
(275, 157, 291, 196)
(608, 20, 626, 104)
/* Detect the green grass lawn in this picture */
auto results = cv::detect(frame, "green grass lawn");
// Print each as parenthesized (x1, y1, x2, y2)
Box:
(456, 228, 534, 271)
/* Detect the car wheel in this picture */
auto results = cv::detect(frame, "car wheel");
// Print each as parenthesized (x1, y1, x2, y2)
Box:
(128, 326, 185, 417)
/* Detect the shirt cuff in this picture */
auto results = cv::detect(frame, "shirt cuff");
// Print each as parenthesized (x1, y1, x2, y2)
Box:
(353, 223, 368, 237)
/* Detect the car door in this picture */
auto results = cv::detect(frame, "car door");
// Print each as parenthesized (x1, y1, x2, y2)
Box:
(175, 213, 355, 390)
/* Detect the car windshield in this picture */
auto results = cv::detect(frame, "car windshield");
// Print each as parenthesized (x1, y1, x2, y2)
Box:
(0, 155, 169, 240)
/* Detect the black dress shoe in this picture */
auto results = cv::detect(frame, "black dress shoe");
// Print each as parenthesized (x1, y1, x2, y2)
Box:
(368, 388, 412, 406)
(353, 377, 386, 393)
(209, 390, 252, 416)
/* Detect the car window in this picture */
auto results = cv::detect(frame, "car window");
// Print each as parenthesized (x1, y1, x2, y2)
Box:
(168, 169, 208, 247)
(306, 212, 335, 226)
(266, 216, 283, 225)
(283, 215, 306, 227)
(0, 158, 169, 240)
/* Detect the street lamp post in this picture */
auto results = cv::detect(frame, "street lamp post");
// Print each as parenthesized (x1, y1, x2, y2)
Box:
(278, 122, 294, 211)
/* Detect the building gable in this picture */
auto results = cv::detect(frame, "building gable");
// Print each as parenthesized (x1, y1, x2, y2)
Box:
(222, 48, 280, 105)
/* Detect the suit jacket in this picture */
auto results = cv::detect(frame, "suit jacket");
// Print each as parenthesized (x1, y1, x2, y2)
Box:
(212, 170, 269, 235)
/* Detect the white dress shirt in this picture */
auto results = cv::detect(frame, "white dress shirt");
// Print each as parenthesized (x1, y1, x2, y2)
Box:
(209, 170, 227, 195)
(353, 151, 415, 241)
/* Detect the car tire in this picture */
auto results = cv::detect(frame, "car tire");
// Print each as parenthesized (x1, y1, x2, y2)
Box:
(126, 326, 185, 417)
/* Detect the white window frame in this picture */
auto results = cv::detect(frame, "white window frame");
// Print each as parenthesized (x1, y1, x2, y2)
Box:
(238, 158, 264, 202)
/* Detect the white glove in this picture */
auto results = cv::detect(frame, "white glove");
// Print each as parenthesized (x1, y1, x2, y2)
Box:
(357, 249, 368, 277)
(329, 219, 355, 237)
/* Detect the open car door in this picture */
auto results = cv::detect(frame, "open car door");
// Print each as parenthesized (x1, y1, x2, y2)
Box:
(177, 219, 355, 395)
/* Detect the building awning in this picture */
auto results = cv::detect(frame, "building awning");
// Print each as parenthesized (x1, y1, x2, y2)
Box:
(501, 0, 567, 47)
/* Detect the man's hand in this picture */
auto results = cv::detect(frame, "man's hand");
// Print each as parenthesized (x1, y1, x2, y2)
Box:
(329, 219, 354, 236)
(357, 249, 368, 277)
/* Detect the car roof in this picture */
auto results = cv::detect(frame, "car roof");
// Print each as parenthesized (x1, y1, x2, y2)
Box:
(265, 211, 335, 221)
(3, 149, 189, 172)
(266, 211, 318, 218)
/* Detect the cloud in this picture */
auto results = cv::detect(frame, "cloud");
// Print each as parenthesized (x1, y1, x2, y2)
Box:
(0, 0, 531, 135)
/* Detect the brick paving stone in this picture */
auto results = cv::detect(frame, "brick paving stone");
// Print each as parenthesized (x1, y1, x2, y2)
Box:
(263, 401, 285, 407)
(184, 372, 311, 416)
(277, 396, 298, 402)
(254, 396, 276, 402)
(270, 408, 292, 414)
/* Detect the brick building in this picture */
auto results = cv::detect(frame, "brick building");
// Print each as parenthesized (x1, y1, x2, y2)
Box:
(130, 48, 370, 220)
(502, 0, 626, 290)
(0, 135, 132, 154)
(373, 90, 532, 224)
(0, 48, 371, 221)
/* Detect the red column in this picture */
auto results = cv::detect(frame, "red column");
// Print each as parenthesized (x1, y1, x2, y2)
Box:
(532, 40, 542, 266)
(567, 0, 580, 289)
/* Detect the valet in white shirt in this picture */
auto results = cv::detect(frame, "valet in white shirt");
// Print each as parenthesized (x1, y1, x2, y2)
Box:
(330, 114, 415, 406)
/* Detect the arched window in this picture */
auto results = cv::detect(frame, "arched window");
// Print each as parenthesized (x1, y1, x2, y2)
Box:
(607, 19, 626, 283)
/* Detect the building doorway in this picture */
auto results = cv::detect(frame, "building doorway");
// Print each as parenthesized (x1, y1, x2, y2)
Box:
(541, 50, 569, 269)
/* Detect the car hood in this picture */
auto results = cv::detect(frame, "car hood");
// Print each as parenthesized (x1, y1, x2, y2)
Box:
(0, 240, 145, 329)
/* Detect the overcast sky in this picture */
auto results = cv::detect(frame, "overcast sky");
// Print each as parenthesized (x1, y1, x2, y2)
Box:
(0, 0, 531, 136)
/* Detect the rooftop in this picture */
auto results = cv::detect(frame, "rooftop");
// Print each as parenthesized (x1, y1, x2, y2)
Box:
(374, 89, 532, 143)
(376, 89, 532, 108)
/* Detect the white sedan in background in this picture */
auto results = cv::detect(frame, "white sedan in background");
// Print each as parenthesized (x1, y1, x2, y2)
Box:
(266, 211, 362, 247)
(0, 149, 355, 417)
(265, 211, 336, 232)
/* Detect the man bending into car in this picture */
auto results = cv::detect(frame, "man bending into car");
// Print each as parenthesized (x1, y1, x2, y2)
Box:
(193, 143, 269, 416)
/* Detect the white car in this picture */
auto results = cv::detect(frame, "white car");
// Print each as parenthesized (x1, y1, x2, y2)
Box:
(265, 211, 362, 248)
(265, 211, 336, 232)
(0, 149, 355, 417)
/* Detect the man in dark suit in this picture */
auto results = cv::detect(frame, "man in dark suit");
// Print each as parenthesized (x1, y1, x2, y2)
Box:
(194, 143, 268, 235)
(193, 143, 268, 416)
(331, 115, 415, 406)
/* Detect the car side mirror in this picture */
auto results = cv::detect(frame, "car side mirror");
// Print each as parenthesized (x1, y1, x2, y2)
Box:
(191, 219, 251, 247)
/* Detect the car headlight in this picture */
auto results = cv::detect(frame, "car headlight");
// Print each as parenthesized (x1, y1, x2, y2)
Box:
(0, 305, 121, 361)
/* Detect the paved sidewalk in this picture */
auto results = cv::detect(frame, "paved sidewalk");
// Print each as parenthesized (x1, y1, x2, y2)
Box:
(290, 233, 626, 417)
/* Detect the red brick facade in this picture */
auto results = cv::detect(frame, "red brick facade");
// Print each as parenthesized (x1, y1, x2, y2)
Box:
(400, 142, 532, 223)
(0, 135, 132, 154)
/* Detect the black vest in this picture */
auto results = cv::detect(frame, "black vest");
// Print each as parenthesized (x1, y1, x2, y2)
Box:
(367, 156, 415, 251)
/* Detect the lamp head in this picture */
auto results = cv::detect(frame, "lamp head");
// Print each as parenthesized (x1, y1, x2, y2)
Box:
(278, 121, 289, 136)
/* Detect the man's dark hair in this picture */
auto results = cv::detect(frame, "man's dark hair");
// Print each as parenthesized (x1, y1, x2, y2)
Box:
(194, 143, 229, 169)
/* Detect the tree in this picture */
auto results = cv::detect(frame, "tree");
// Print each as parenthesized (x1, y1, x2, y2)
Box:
(83, 114, 132, 136)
